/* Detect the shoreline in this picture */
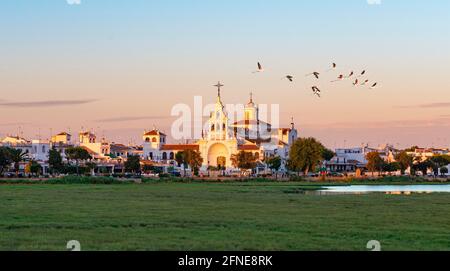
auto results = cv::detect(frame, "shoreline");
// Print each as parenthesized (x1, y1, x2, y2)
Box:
(0, 175, 449, 186)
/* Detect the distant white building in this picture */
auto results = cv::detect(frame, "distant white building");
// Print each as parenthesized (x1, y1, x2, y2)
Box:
(31, 140, 50, 162)
(326, 144, 398, 173)
(407, 148, 450, 162)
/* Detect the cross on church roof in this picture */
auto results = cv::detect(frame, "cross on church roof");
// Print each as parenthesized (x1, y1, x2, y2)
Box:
(214, 81, 224, 97)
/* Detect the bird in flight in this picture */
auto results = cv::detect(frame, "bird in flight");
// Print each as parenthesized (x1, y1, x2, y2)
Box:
(370, 82, 378, 89)
(331, 74, 344, 82)
(359, 70, 366, 77)
(353, 79, 359, 86)
(325, 62, 337, 72)
(253, 62, 264, 73)
(311, 86, 321, 97)
(283, 75, 294, 82)
(361, 79, 370, 86)
(306, 72, 320, 79)
(346, 71, 354, 78)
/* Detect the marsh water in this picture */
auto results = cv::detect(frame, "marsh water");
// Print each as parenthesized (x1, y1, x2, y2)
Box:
(316, 185, 450, 195)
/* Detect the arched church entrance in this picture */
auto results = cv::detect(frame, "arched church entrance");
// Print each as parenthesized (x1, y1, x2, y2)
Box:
(208, 143, 229, 168)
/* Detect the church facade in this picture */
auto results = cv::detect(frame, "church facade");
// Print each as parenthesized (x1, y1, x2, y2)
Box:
(142, 84, 298, 172)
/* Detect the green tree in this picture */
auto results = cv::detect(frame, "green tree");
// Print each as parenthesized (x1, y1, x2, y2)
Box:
(65, 147, 92, 175)
(430, 155, 450, 167)
(366, 152, 384, 176)
(0, 147, 13, 174)
(430, 155, 450, 175)
(231, 151, 258, 173)
(266, 156, 282, 177)
(25, 160, 42, 177)
(321, 148, 335, 162)
(394, 151, 413, 175)
(48, 148, 63, 175)
(175, 152, 184, 167)
(125, 155, 141, 174)
(186, 150, 203, 176)
(175, 151, 187, 176)
(9, 148, 27, 177)
(85, 162, 97, 176)
(383, 162, 400, 176)
(440, 166, 449, 176)
(287, 137, 324, 175)
(414, 160, 433, 176)
(175, 150, 203, 176)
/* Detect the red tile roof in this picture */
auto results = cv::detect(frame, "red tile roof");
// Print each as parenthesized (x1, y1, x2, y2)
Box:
(160, 144, 199, 151)
(144, 130, 166, 136)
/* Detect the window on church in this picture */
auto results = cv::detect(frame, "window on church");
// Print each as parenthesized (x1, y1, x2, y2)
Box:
(162, 152, 167, 160)
(152, 137, 157, 143)
(211, 124, 215, 131)
(145, 137, 150, 143)
(222, 123, 226, 131)
(170, 152, 174, 160)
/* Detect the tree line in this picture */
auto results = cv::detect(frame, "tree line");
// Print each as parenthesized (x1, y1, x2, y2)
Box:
(0, 146, 94, 176)
(3, 140, 448, 178)
(366, 150, 450, 176)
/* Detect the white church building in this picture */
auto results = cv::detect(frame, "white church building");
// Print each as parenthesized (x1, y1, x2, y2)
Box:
(142, 83, 298, 172)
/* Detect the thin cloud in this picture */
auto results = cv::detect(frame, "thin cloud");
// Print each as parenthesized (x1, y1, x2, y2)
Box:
(397, 102, 450, 109)
(66, 0, 81, 5)
(0, 122, 31, 126)
(96, 116, 172, 123)
(0, 99, 97, 108)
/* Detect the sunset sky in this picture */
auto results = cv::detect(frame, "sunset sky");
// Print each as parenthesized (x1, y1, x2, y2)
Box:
(1, 0, 449, 148)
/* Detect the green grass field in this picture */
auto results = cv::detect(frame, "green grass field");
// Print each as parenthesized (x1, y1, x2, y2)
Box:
(0, 182, 449, 251)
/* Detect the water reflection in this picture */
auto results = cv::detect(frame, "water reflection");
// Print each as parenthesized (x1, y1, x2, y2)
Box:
(310, 185, 450, 195)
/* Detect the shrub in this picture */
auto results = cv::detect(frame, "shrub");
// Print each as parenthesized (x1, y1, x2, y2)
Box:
(0, 176, 133, 185)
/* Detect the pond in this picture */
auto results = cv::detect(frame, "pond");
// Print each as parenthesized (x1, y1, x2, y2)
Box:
(317, 185, 450, 195)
